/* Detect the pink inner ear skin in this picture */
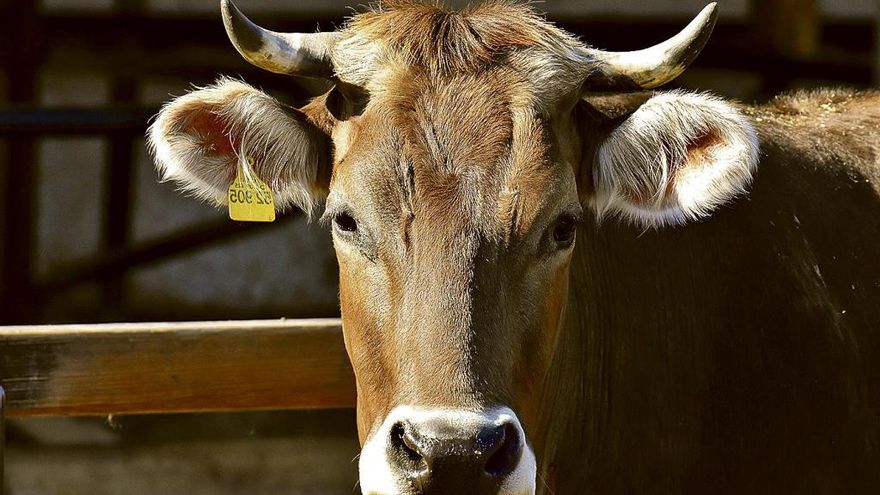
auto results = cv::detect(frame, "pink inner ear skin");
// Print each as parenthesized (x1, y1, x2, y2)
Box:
(685, 129, 723, 169)
(658, 130, 723, 202)
(186, 110, 239, 157)
(624, 129, 725, 208)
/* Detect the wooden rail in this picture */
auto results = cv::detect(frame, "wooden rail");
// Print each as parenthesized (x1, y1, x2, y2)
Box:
(0, 319, 355, 417)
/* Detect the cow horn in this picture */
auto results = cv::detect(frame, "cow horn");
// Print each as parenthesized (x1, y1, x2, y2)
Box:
(584, 3, 718, 90)
(221, 0, 338, 77)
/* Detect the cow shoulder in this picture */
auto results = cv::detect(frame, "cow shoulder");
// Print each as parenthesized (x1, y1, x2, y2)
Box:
(755, 89, 880, 181)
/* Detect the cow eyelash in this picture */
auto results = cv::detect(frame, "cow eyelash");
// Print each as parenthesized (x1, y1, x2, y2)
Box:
(323, 206, 377, 258)
(325, 207, 378, 261)
(333, 212, 358, 233)
(549, 206, 583, 251)
(321, 204, 358, 234)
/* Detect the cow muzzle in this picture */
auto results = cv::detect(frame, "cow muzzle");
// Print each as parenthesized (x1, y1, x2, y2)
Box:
(359, 406, 536, 495)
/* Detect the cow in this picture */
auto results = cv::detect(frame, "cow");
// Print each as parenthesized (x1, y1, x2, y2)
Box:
(148, 1, 880, 494)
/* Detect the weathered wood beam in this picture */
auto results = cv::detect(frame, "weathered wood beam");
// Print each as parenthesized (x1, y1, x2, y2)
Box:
(0, 319, 355, 417)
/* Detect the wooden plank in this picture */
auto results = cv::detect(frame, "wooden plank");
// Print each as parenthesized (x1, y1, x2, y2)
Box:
(0, 319, 355, 417)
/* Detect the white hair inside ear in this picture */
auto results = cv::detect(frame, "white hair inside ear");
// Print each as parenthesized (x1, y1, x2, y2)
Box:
(147, 77, 329, 219)
(591, 91, 759, 228)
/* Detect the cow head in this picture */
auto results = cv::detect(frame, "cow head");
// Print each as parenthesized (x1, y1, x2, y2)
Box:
(148, 1, 757, 493)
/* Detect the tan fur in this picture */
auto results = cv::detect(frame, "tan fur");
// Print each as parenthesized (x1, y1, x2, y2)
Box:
(315, 63, 580, 455)
(333, 0, 593, 110)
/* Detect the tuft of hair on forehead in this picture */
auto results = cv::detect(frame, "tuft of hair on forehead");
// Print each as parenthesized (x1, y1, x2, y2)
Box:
(341, 0, 581, 76)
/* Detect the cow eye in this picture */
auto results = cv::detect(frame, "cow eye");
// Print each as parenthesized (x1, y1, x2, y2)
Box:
(552, 214, 578, 248)
(333, 212, 358, 233)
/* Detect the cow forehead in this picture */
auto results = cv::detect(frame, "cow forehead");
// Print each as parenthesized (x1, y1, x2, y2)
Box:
(331, 0, 591, 106)
(319, 2, 590, 235)
(331, 72, 566, 239)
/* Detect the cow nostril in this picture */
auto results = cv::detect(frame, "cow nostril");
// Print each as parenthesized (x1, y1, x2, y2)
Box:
(387, 413, 525, 485)
(483, 423, 522, 478)
(390, 421, 424, 464)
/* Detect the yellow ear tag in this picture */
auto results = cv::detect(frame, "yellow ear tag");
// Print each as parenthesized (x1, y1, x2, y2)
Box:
(227, 156, 276, 222)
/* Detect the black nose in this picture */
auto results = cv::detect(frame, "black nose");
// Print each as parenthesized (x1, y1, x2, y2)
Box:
(388, 416, 523, 491)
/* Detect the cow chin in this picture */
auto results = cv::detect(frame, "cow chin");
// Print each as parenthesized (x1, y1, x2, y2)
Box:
(358, 406, 537, 495)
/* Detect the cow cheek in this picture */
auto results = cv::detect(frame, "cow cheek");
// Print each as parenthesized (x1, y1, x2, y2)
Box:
(512, 262, 570, 431)
(337, 265, 396, 443)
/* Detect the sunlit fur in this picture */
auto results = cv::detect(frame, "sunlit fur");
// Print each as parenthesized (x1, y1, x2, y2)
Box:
(592, 91, 758, 227)
(332, 0, 595, 111)
(147, 78, 329, 218)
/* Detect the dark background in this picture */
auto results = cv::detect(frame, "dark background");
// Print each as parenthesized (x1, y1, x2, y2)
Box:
(0, 0, 877, 493)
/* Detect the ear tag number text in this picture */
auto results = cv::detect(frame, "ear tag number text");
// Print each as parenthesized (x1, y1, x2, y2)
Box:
(227, 156, 276, 222)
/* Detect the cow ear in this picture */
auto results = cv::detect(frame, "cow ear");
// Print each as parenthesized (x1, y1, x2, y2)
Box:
(587, 91, 759, 227)
(147, 78, 331, 218)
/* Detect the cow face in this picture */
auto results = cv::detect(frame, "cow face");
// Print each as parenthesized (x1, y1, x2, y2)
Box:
(149, 2, 756, 494)
(322, 70, 581, 494)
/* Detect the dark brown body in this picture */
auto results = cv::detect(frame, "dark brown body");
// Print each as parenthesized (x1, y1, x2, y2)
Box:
(539, 91, 880, 494)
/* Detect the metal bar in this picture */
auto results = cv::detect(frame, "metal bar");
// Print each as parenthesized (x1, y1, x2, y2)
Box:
(102, 129, 135, 293)
(101, 74, 138, 313)
(1, 139, 36, 325)
(1, 0, 41, 325)
(0, 109, 152, 135)
(102, 129, 136, 312)
(99, 1, 145, 308)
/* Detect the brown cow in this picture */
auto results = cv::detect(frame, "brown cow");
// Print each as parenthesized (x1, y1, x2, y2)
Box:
(148, 1, 880, 494)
